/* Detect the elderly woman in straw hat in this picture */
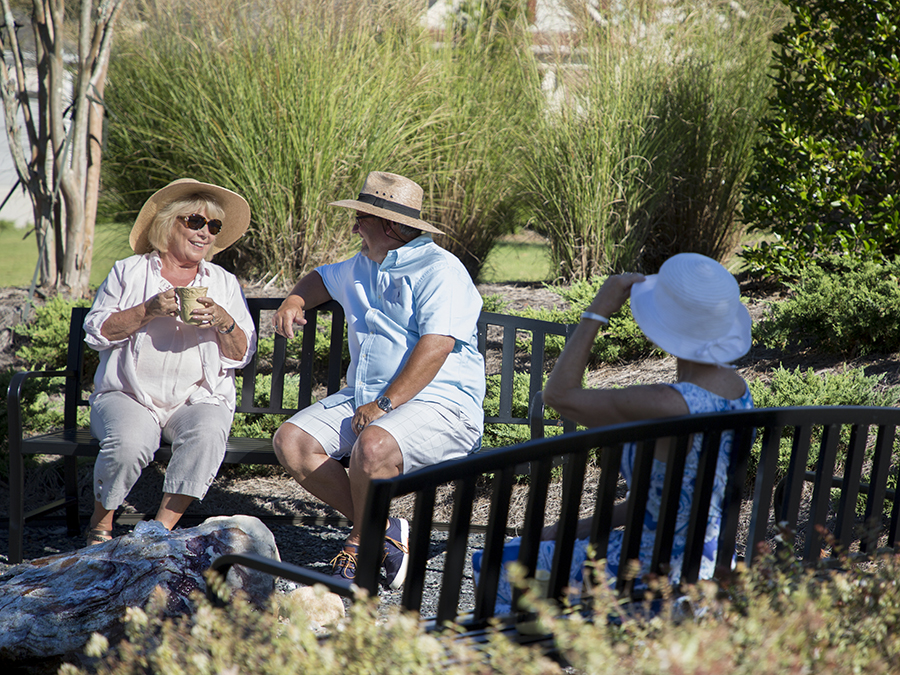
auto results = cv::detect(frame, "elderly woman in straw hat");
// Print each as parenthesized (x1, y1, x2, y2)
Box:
(472, 252, 754, 612)
(82, 179, 257, 545)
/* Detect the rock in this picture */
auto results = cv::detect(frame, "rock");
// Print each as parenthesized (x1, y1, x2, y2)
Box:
(286, 585, 346, 629)
(0, 515, 280, 661)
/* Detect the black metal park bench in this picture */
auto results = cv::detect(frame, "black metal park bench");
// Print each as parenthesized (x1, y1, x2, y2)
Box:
(6, 298, 576, 564)
(208, 404, 900, 656)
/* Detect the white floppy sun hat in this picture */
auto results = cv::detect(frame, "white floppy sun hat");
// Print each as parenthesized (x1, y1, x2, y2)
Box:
(629, 252, 751, 365)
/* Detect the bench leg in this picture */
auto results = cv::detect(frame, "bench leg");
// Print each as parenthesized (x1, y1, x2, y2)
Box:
(9, 443, 24, 565)
(64, 456, 82, 537)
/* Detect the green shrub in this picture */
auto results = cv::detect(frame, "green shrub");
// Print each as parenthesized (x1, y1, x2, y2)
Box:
(531, 276, 660, 363)
(480, 294, 508, 314)
(754, 256, 900, 356)
(750, 366, 900, 411)
(741, 0, 900, 277)
(747, 365, 900, 483)
(15, 295, 92, 370)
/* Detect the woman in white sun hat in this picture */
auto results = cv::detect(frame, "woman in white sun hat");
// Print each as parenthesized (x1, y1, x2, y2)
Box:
(472, 252, 753, 612)
(82, 179, 257, 546)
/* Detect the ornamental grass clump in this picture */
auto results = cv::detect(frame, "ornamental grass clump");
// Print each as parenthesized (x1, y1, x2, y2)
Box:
(105, 0, 443, 281)
(104, 0, 537, 282)
(522, 0, 784, 280)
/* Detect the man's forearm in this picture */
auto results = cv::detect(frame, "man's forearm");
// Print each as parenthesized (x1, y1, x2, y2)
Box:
(382, 334, 456, 406)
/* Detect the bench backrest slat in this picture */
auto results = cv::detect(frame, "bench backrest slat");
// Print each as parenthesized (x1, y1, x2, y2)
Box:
(805, 423, 842, 558)
(403, 486, 438, 614)
(834, 424, 868, 546)
(438, 477, 478, 625)
(515, 456, 554, 593)
(778, 424, 814, 532)
(862, 424, 896, 554)
(473, 466, 516, 617)
(618, 438, 654, 596)
(651, 433, 691, 577)
(746, 424, 783, 565)
(717, 425, 755, 570)
(65, 306, 91, 427)
(682, 428, 724, 584)
(548, 450, 588, 602)
(891, 463, 900, 550)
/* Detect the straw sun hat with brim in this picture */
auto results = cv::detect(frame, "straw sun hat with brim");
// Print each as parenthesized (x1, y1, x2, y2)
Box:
(129, 178, 251, 256)
(629, 252, 751, 366)
(329, 171, 443, 235)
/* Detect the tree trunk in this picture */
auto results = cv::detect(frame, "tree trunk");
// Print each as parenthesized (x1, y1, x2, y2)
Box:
(0, 0, 125, 298)
(60, 58, 108, 298)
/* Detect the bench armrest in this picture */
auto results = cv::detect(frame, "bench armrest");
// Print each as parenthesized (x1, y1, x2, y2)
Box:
(528, 390, 575, 439)
(7, 369, 74, 451)
(529, 390, 547, 440)
(206, 552, 357, 605)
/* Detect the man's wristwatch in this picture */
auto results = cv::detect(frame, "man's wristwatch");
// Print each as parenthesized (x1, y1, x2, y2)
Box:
(376, 395, 393, 413)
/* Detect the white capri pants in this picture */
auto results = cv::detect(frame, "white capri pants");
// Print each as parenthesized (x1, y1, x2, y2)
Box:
(90, 391, 233, 510)
(284, 389, 482, 474)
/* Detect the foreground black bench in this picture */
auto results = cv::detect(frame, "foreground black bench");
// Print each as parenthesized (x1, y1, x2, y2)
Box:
(209, 405, 900, 653)
(6, 298, 575, 564)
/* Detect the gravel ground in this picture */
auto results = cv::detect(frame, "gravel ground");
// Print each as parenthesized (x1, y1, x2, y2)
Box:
(0, 461, 497, 620)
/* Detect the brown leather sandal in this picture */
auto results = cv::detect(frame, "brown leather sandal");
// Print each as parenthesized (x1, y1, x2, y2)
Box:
(84, 527, 113, 546)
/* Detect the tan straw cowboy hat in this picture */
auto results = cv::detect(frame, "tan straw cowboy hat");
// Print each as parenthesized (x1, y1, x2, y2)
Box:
(329, 171, 443, 234)
(629, 252, 751, 366)
(129, 178, 251, 255)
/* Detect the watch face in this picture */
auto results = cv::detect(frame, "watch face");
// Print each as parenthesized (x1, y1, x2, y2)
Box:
(377, 396, 392, 412)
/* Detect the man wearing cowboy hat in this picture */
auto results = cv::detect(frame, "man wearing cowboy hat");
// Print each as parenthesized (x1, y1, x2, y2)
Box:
(272, 171, 485, 589)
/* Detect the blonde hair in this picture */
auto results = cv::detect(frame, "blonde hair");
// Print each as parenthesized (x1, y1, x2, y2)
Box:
(147, 193, 226, 261)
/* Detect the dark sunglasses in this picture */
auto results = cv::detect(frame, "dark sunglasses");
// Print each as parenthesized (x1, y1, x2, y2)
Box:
(178, 213, 223, 235)
(355, 214, 386, 228)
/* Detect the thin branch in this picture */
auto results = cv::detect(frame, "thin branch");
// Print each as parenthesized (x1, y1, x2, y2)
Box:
(0, 1, 40, 181)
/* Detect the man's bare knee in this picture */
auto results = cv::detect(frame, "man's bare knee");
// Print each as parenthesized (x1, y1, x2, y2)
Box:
(273, 424, 324, 476)
(352, 428, 403, 479)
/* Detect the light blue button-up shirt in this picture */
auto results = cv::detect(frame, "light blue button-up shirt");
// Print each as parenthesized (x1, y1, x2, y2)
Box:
(316, 235, 485, 434)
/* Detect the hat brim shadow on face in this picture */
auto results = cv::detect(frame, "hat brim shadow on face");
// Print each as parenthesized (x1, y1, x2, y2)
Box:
(129, 179, 251, 255)
(629, 274, 752, 366)
(329, 198, 443, 235)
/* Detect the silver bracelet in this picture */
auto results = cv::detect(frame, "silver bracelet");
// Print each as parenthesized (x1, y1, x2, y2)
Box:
(580, 311, 609, 325)
(217, 320, 236, 334)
